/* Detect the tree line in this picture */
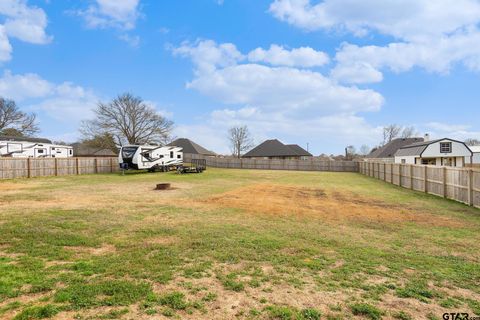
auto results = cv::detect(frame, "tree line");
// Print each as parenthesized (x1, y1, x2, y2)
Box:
(1, 95, 479, 157)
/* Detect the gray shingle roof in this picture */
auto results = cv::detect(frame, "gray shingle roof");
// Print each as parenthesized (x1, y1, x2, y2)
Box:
(168, 138, 216, 156)
(395, 145, 428, 157)
(243, 139, 312, 158)
(0, 135, 52, 144)
(368, 138, 424, 158)
(286, 144, 313, 157)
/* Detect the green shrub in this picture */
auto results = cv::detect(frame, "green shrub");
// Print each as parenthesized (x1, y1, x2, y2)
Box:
(13, 305, 60, 320)
(393, 311, 412, 320)
(266, 305, 295, 320)
(350, 303, 383, 320)
(300, 308, 321, 320)
(159, 292, 188, 310)
(223, 278, 244, 292)
(396, 281, 434, 303)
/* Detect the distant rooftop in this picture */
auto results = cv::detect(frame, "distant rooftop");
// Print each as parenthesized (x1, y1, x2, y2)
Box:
(0, 136, 52, 144)
(469, 146, 480, 153)
(243, 139, 312, 158)
(367, 137, 424, 158)
(168, 138, 216, 156)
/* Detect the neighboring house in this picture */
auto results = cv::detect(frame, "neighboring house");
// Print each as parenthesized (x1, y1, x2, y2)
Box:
(467, 146, 480, 165)
(71, 143, 117, 157)
(243, 139, 313, 160)
(367, 137, 424, 161)
(168, 138, 216, 157)
(394, 138, 472, 167)
(0, 136, 73, 158)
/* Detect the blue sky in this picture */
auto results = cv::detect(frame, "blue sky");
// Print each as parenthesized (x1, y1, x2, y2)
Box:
(1, 0, 480, 155)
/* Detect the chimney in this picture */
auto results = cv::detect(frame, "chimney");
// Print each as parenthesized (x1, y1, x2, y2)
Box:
(424, 133, 430, 142)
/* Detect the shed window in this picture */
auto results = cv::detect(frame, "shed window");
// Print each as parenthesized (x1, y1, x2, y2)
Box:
(440, 142, 452, 153)
(401, 159, 406, 164)
(37, 149, 44, 154)
(177, 154, 181, 159)
(170, 151, 174, 158)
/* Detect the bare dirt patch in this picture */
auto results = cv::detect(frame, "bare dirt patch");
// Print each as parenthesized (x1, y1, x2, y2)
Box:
(201, 184, 465, 227)
(143, 235, 178, 246)
(63, 243, 116, 256)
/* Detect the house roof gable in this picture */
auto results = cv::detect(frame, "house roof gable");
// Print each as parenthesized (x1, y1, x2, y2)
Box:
(243, 139, 307, 158)
(168, 138, 216, 156)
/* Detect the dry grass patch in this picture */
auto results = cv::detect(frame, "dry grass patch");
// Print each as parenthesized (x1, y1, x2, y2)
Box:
(201, 184, 466, 227)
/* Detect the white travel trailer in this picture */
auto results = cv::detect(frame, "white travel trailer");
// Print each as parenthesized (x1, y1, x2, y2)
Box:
(118, 145, 183, 171)
(0, 136, 73, 158)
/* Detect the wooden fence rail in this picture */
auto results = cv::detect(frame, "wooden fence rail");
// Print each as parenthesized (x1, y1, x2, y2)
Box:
(184, 154, 359, 172)
(0, 157, 119, 180)
(359, 161, 480, 209)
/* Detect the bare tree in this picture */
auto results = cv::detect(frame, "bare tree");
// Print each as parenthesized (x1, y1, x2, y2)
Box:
(401, 126, 417, 138)
(228, 126, 254, 158)
(382, 124, 402, 145)
(80, 93, 173, 146)
(359, 144, 371, 156)
(80, 133, 119, 153)
(0, 97, 39, 136)
(345, 145, 356, 160)
(465, 138, 480, 146)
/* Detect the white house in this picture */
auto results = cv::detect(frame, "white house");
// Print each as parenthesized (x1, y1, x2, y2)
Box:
(0, 136, 73, 158)
(394, 138, 472, 167)
(467, 146, 480, 165)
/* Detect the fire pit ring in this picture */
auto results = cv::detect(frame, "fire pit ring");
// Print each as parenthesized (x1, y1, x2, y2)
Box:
(155, 183, 171, 190)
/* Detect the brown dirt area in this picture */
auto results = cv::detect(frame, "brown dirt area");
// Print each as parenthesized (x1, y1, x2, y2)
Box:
(200, 184, 465, 227)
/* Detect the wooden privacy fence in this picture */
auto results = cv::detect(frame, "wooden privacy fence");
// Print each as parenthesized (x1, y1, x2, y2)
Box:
(185, 154, 359, 172)
(0, 157, 119, 180)
(359, 161, 480, 209)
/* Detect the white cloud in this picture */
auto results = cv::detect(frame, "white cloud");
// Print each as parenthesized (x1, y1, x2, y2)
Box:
(422, 122, 480, 142)
(333, 32, 480, 84)
(187, 63, 382, 114)
(247, 44, 329, 68)
(31, 83, 98, 121)
(0, 71, 53, 100)
(173, 39, 384, 154)
(269, 0, 480, 41)
(0, 0, 51, 44)
(330, 61, 383, 84)
(0, 0, 51, 62)
(270, 0, 480, 84)
(118, 33, 140, 47)
(173, 39, 244, 73)
(0, 26, 12, 62)
(79, 0, 140, 30)
(0, 71, 98, 122)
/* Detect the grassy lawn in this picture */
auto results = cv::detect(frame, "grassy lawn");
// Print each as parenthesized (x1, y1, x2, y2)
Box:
(0, 168, 479, 319)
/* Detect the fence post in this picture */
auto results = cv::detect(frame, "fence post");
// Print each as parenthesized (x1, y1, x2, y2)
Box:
(94, 158, 98, 174)
(424, 165, 428, 193)
(27, 158, 31, 178)
(391, 163, 394, 184)
(410, 165, 414, 190)
(110, 158, 114, 173)
(54, 158, 58, 176)
(383, 163, 386, 181)
(443, 166, 447, 198)
(468, 169, 474, 206)
(399, 164, 402, 186)
(76, 158, 80, 175)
